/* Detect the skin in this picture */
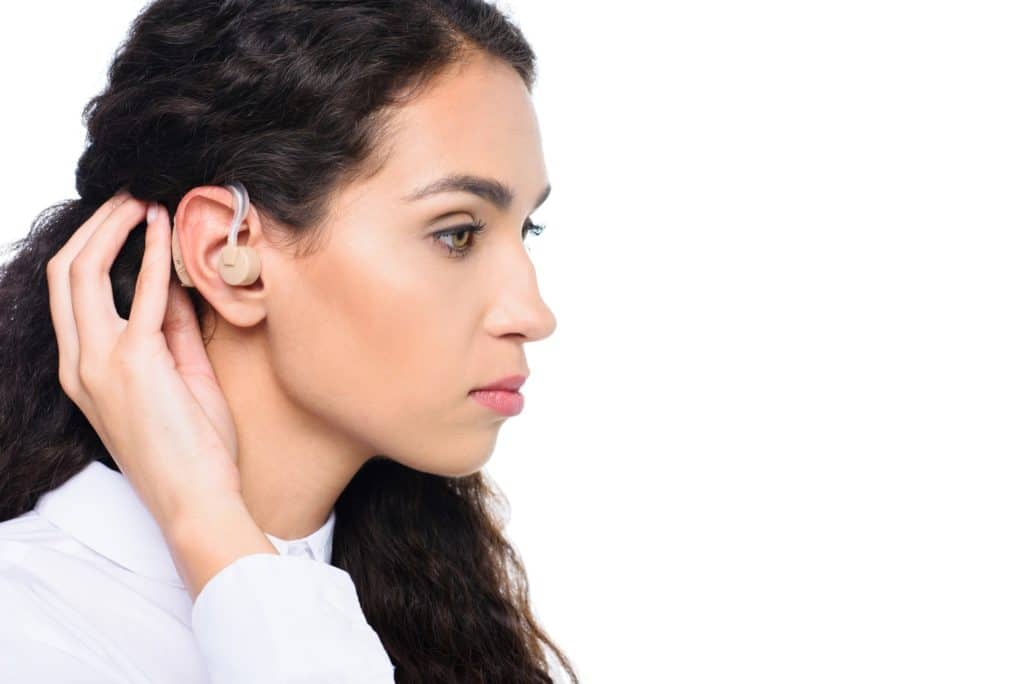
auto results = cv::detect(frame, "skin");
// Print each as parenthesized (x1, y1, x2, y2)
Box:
(171, 51, 557, 543)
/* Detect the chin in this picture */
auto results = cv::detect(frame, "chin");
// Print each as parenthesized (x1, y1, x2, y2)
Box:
(379, 430, 497, 478)
(413, 450, 493, 478)
(428, 457, 490, 478)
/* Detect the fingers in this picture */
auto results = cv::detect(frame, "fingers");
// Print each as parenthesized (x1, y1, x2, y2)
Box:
(47, 192, 131, 394)
(69, 198, 149, 359)
(48, 191, 213, 401)
(52, 192, 130, 264)
(162, 255, 214, 377)
(128, 203, 172, 333)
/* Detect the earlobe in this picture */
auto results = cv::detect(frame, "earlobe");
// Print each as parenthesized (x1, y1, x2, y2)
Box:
(170, 181, 262, 288)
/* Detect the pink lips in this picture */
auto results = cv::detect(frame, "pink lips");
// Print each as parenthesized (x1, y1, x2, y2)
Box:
(470, 374, 527, 416)
(472, 374, 527, 392)
(470, 389, 525, 416)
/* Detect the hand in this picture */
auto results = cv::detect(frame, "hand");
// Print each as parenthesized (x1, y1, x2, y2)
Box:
(46, 192, 243, 531)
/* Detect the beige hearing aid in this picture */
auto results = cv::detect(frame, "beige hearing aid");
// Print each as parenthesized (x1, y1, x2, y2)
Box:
(170, 181, 261, 287)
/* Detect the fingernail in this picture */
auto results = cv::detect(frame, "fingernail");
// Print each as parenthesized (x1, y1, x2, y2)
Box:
(147, 202, 158, 224)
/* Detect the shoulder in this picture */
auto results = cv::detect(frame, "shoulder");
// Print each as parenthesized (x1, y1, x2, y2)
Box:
(0, 509, 60, 545)
(0, 513, 206, 682)
(0, 509, 90, 589)
(0, 630, 121, 682)
(0, 509, 64, 581)
(0, 514, 121, 680)
(0, 510, 92, 638)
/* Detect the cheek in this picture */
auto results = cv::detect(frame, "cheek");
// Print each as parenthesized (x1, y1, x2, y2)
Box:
(266, 240, 476, 461)
(340, 256, 462, 405)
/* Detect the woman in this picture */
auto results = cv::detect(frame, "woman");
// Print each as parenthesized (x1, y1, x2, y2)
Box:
(0, 1, 578, 682)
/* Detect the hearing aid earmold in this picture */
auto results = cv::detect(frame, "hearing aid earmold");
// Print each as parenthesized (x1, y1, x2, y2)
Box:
(170, 181, 261, 288)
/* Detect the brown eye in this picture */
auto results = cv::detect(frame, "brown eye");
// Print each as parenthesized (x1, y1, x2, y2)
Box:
(431, 217, 547, 260)
(431, 219, 488, 259)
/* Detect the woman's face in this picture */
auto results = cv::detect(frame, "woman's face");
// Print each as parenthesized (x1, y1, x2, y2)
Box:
(259, 53, 556, 477)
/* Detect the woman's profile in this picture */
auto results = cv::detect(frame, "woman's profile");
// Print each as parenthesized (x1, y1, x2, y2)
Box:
(0, 1, 578, 682)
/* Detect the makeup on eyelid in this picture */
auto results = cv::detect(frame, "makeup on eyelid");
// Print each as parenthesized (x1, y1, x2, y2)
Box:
(431, 218, 546, 259)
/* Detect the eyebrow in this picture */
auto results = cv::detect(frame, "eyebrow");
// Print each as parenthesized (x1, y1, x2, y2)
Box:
(402, 174, 551, 212)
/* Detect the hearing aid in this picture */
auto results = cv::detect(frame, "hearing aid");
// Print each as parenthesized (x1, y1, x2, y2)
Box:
(170, 180, 261, 287)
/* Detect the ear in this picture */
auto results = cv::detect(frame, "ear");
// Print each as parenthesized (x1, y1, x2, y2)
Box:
(172, 185, 270, 329)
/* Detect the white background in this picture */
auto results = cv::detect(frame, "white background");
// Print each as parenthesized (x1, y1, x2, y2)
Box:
(3, 2, 1023, 682)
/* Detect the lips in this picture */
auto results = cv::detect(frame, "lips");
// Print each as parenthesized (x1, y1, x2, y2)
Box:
(469, 388, 525, 416)
(472, 374, 528, 392)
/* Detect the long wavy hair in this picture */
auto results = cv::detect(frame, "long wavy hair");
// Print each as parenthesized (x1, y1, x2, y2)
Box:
(0, 1, 578, 681)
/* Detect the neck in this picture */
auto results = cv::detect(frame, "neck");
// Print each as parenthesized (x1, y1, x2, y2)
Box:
(204, 320, 372, 541)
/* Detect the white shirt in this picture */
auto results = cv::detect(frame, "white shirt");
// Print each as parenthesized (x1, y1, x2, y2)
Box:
(0, 460, 396, 683)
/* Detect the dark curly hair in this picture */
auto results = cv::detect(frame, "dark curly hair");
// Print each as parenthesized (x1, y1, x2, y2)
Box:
(0, 1, 578, 682)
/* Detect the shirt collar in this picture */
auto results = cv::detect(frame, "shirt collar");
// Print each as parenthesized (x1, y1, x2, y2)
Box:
(34, 460, 336, 589)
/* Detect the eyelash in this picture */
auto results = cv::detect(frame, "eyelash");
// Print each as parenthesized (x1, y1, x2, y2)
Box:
(431, 217, 547, 260)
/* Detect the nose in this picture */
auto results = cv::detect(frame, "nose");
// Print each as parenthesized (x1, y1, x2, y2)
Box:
(483, 240, 557, 343)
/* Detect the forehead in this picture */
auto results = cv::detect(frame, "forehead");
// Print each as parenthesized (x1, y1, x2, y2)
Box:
(367, 54, 547, 207)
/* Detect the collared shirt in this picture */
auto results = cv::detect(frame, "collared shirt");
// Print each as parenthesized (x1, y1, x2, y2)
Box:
(0, 460, 396, 683)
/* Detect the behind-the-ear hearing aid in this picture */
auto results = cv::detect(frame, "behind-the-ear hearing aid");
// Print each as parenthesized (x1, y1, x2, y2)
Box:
(170, 180, 261, 287)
